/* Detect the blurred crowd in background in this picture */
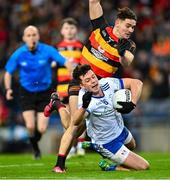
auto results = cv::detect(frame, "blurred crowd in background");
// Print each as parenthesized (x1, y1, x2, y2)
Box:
(0, 0, 170, 152)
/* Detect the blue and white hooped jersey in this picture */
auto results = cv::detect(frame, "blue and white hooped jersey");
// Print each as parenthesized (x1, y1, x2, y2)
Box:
(78, 77, 124, 144)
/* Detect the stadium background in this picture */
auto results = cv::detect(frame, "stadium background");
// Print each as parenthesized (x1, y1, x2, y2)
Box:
(0, 0, 170, 154)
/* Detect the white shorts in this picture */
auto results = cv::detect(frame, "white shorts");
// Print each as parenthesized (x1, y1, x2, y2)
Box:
(93, 127, 131, 164)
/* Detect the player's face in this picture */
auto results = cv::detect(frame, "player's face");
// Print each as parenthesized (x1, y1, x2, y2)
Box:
(23, 26, 40, 51)
(61, 23, 77, 41)
(117, 19, 136, 39)
(80, 70, 100, 95)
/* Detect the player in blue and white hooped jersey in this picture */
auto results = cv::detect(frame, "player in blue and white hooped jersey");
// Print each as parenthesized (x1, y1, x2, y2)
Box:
(78, 77, 134, 167)
(52, 64, 150, 172)
(74, 64, 149, 171)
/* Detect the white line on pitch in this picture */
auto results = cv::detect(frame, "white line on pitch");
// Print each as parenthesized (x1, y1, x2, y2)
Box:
(0, 163, 44, 168)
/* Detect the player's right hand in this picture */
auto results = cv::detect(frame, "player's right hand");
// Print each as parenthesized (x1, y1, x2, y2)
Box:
(82, 91, 93, 109)
(6, 89, 13, 100)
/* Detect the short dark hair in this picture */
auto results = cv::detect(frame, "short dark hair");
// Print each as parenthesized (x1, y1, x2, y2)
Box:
(73, 64, 92, 83)
(61, 17, 78, 27)
(117, 7, 137, 21)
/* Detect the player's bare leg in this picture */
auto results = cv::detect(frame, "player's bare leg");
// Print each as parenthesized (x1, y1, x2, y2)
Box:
(123, 151, 150, 170)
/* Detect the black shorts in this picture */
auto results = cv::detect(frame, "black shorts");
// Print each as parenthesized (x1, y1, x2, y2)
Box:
(68, 79, 80, 97)
(19, 86, 51, 112)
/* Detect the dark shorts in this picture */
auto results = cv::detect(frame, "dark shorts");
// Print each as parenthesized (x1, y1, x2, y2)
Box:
(68, 79, 81, 97)
(19, 86, 51, 112)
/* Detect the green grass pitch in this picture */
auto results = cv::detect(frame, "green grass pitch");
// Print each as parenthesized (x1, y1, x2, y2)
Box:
(0, 152, 170, 179)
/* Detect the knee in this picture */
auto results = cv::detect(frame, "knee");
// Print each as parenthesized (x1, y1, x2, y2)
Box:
(138, 161, 150, 170)
(126, 139, 136, 151)
(131, 140, 136, 150)
(26, 125, 35, 135)
(38, 127, 46, 134)
(69, 125, 79, 138)
(143, 161, 150, 170)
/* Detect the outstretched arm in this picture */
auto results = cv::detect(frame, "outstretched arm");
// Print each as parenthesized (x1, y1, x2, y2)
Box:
(57, 90, 92, 157)
(89, 0, 103, 20)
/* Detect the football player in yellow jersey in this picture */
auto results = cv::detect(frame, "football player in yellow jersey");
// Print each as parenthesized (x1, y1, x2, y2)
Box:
(45, 18, 86, 157)
(52, 18, 83, 106)
(81, 3, 137, 77)
(44, 0, 138, 173)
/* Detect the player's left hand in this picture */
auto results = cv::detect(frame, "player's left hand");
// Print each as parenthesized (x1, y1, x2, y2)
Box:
(116, 101, 136, 114)
(127, 39, 136, 54)
(117, 39, 136, 56)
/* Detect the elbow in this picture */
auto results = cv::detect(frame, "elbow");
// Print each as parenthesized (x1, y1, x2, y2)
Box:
(137, 79, 143, 89)
(135, 79, 143, 90)
(120, 57, 133, 68)
(126, 58, 133, 67)
(122, 51, 134, 67)
(123, 62, 130, 68)
(4, 71, 12, 80)
(5, 71, 11, 76)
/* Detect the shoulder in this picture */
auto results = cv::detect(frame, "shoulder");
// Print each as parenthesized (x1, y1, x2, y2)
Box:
(17, 44, 27, 51)
(103, 77, 122, 85)
(91, 15, 108, 31)
(79, 88, 85, 97)
(38, 42, 51, 48)
(99, 77, 123, 90)
(74, 40, 83, 48)
(99, 77, 113, 84)
(58, 40, 83, 48)
(99, 78, 113, 91)
(38, 42, 56, 51)
(10, 44, 26, 56)
(56, 41, 65, 47)
(39, 42, 58, 52)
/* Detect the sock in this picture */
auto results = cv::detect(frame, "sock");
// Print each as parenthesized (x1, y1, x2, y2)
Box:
(77, 138, 85, 142)
(55, 101, 66, 111)
(55, 154, 66, 170)
(34, 129, 42, 142)
(29, 136, 39, 152)
(50, 92, 66, 111)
